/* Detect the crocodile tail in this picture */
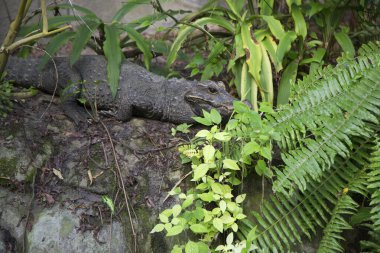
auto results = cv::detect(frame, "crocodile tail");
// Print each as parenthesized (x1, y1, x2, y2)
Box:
(4, 57, 82, 95)
(4, 57, 42, 89)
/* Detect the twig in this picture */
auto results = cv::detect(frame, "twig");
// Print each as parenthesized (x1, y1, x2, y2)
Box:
(4, 25, 72, 53)
(99, 120, 137, 253)
(162, 171, 192, 203)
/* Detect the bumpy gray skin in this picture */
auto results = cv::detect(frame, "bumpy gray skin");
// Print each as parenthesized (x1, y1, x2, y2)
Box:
(5, 55, 235, 124)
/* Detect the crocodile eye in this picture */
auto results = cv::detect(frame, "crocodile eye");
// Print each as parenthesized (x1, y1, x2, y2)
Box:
(208, 87, 218, 94)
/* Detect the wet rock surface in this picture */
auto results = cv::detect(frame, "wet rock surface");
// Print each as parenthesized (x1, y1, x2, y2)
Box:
(0, 92, 189, 252)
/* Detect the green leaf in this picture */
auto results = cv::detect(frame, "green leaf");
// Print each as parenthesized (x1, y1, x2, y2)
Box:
(185, 241, 199, 253)
(291, 5, 307, 39)
(226, 232, 234, 245)
(277, 59, 298, 105)
(159, 213, 169, 223)
(260, 0, 274, 15)
(112, 0, 150, 22)
(214, 132, 231, 141)
(199, 192, 214, 202)
(38, 31, 75, 70)
(196, 129, 211, 138)
(262, 16, 285, 40)
(203, 145, 215, 163)
(241, 22, 262, 83)
(52, 4, 97, 16)
(190, 224, 209, 234)
(259, 44, 274, 105)
(150, 224, 165, 233)
(172, 204, 182, 217)
(171, 245, 183, 253)
(103, 23, 123, 98)
(233, 101, 251, 114)
(236, 194, 246, 204)
(122, 25, 152, 69)
(223, 159, 240, 171)
(196, 242, 209, 253)
(193, 116, 213, 126)
(334, 29, 355, 56)
(260, 145, 272, 160)
(242, 141, 260, 155)
(213, 218, 224, 233)
(166, 225, 184, 236)
(167, 17, 234, 66)
(193, 164, 210, 181)
(70, 20, 100, 66)
(210, 109, 222, 124)
(225, 0, 244, 18)
(220, 200, 227, 213)
(255, 160, 267, 176)
(101, 195, 115, 213)
(276, 31, 297, 64)
(262, 36, 281, 71)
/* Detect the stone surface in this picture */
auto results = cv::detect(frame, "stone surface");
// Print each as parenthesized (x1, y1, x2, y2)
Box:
(0, 92, 189, 252)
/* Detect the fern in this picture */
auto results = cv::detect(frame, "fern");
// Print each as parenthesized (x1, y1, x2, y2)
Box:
(368, 137, 380, 231)
(243, 138, 373, 252)
(270, 42, 380, 194)
(240, 41, 380, 252)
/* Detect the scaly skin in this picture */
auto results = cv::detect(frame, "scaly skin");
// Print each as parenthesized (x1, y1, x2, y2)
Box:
(5, 55, 235, 124)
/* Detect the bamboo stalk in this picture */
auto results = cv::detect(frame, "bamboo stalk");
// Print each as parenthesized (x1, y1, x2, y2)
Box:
(0, 0, 29, 75)
(40, 0, 48, 33)
(4, 25, 72, 53)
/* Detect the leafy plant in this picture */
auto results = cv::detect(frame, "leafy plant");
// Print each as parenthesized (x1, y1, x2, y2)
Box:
(154, 40, 380, 252)
(152, 102, 278, 252)
(240, 41, 380, 251)
(165, 0, 379, 110)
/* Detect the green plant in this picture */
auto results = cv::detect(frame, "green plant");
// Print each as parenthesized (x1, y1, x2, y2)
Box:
(239, 41, 380, 251)
(164, 0, 379, 110)
(153, 41, 380, 252)
(151, 102, 278, 252)
(0, 0, 70, 75)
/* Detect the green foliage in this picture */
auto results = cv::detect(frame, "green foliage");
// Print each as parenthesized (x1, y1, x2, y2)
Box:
(155, 41, 380, 252)
(238, 41, 380, 252)
(165, 0, 378, 110)
(152, 103, 278, 252)
(270, 42, 380, 194)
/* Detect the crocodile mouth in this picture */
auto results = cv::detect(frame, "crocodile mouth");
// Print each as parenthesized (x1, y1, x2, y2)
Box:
(185, 96, 233, 117)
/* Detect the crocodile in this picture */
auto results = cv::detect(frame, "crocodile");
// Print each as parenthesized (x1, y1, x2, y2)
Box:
(5, 55, 235, 124)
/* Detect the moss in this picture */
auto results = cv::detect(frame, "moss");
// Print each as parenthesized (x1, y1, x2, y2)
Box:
(0, 157, 18, 177)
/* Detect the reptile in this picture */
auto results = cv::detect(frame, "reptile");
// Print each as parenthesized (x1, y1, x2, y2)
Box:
(4, 55, 235, 124)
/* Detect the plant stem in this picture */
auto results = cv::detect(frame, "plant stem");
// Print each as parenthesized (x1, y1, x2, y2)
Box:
(3, 25, 71, 53)
(0, 0, 29, 75)
(40, 0, 48, 33)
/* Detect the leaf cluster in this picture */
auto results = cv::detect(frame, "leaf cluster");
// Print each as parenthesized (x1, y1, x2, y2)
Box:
(152, 102, 278, 252)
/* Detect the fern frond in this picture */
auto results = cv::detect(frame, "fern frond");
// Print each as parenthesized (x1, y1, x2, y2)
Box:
(361, 229, 380, 253)
(290, 41, 380, 101)
(368, 137, 380, 231)
(316, 195, 357, 253)
(273, 41, 380, 151)
(273, 67, 380, 193)
(316, 176, 369, 253)
(244, 139, 373, 252)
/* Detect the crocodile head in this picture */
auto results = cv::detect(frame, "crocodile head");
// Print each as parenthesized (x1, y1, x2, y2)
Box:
(184, 81, 234, 122)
